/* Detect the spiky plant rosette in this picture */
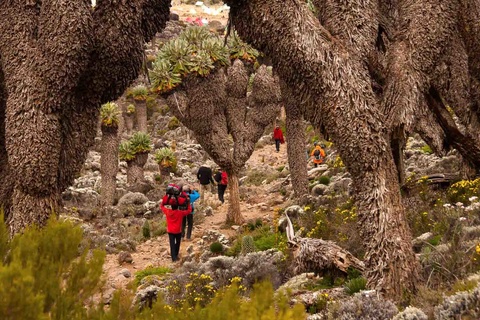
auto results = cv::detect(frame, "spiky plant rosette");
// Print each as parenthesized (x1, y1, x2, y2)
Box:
(149, 26, 257, 94)
(154, 147, 177, 168)
(100, 102, 121, 127)
(126, 104, 136, 114)
(119, 141, 135, 162)
(227, 31, 259, 63)
(129, 132, 152, 154)
(131, 85, 149, 101)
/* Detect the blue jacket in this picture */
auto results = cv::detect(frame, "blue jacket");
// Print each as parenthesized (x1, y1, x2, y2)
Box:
(189, 190, 200, 213)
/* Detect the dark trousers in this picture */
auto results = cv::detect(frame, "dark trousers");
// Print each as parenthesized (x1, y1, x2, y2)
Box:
(168, 232, 182, 262)
(275, 139, 281, 151)
(182, 214, 193, 239)
(218, 184, 227, 203)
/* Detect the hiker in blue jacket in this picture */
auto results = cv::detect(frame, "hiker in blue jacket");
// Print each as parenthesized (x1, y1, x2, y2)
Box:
(181, 185, 200, 241)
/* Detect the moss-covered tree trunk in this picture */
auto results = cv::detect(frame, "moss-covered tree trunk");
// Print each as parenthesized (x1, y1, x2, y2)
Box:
(100, 125, 119, 206)
(135, 100, 148, 133)
(126, 152, 148, 185)
(226, 171, 244, 225)
(282, 82, 308, 199)
(0, 0, 169, 232)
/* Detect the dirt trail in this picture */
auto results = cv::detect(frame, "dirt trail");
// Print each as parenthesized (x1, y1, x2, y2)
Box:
(103, 142, 289, 291)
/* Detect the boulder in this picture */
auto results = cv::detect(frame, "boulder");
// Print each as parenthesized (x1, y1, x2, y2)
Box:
(118, 192, 149, 206)
(118, 251, 133, 264)
(285, 205, 305, 218)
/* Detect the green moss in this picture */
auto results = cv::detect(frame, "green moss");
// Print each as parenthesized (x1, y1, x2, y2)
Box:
(134, 266, 171, 286)
(318, 176, 330, 185)
(167, 116, 180, 130)
(421, 145, 433, 154)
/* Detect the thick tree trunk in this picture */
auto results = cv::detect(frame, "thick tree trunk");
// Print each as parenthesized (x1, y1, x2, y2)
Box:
(100, 126, 119, 206)
(226, 0, 418, 299)
(135, 100, 148, 133)
(391, 127, 406, 185)
(0, 0, 169, 232)
(126, 152, 148, 185)
(226, 171, 244, 225)
(283, 83, 309, 199)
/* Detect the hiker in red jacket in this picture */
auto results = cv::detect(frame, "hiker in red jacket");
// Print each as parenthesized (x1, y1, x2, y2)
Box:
(273, 125, 285, 152)
(161, 201, 192, 262)
(214, 169, 228, 204)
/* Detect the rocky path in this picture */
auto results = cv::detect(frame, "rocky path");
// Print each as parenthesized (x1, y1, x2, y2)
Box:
(102, 142, 289, 292)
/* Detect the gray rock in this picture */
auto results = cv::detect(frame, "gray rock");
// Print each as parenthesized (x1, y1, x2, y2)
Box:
(393, 306, 428, 320)
(134, 285, 161, 309)
(412, 232, 434, 252)
(120, 268, 132, 278)
(311, 184, 328, 196)
(325, 177, 352, 194)
(118, 192, 149, 206)
(285, 205, 305, 218)
(118, 251, 133, 264)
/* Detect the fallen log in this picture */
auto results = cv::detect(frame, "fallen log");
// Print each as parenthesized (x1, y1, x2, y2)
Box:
(285, 214, 364, 277)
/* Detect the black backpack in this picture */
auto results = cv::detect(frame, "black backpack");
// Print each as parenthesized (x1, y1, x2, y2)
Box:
(313, 149, 321, 160)
(214, 172, 222, 183)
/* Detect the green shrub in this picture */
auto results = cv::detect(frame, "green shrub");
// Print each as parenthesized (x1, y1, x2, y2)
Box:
(210, 242, 224, 253)
(318, 176, 330, 185)
(152, 220, 167, 237)
(134, 266, 171, 286)
(345, 277, 367, 295)
(241, 235, 256, 255)
(245, 169, 268, 186)
(142, 220, 151, 239)
(254, 232, 276, 251)
(154, 147, 177, 169)
(167, 116, 180, 130)
(0, 215, 105, 320)
(447, 179, 480, 204)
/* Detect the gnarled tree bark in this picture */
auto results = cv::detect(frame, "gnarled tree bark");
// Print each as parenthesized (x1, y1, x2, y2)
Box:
(0, 0, 170, 233)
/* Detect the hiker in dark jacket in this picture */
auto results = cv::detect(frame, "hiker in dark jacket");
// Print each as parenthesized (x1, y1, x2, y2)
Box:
(214, 170, 228, 204)
(161, 201, 192, 262)
(197, 165, 215, 202)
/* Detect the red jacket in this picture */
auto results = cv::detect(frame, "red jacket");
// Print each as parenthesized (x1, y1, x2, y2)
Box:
(220, 171, 228, 185)
(161, 203, 192, 234)
(273, 127, 285, 143)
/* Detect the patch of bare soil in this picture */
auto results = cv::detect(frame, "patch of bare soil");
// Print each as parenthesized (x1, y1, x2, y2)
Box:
(171, 2, 229, 26)
(102, 142, 288, 291)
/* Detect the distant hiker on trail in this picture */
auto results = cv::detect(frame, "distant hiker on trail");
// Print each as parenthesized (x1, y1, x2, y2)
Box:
(181, 185, 200, 241)
(272, 125, 285, 152)
(160, 199, 192, 262)
(310, 142, 326, 168)
(197, 165, 215, 202)
(214, 169, 228, 204)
